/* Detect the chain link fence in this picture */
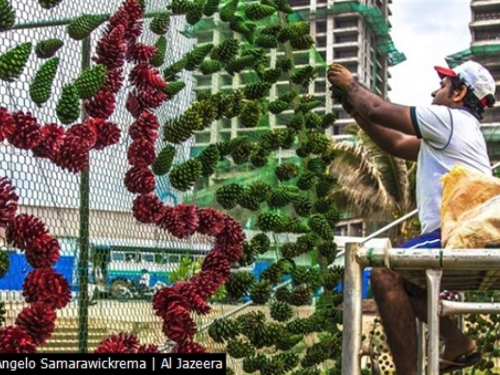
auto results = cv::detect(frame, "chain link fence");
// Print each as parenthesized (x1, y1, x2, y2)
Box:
(0, 0, 243, 354)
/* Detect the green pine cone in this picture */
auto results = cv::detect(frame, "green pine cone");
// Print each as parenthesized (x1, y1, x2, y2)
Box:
(236, 192, 260, 211)
(308, 132, 331, 155)
(169, 158, 202, 191)
(151, 145, 176, 176)
(35, 38, 64, 59)
(38, 0, 63, 9)
(207, 318, 241, 343)
(290, 65, 318, 87)
(73, 64, 107, 100)
(275, 162, 299, 181)
(226, 339, 255, 359)
(163, 58, 187, 81)
(202, 0, 220, 16)
(307, 157, 327, 177)
(210, 39, 239, 64)
(257, 212, 284, 232)
(219, 0, 238, 22)
(185, 43, 214, 70)
(0, 250, 10, 279)
(247, 181, 270, 202)
(249, 281, 272, 304)
(29, 57, 59, 107)
(150, 12, 171, 35)
(279, 90, 297, 103)
(321, 113, 337, 129)
(308, 214, 334, 241)
(163, 120, 194, 144)
(199, 60, 223, 75)
(169, 0, 196, 14)
(250, 232, 270, 254)
(243, 82, 272, 100)
(215, 183, 244, 210)
(150, 36, 167, 67)
(198, 144, 220, 177)
(255, 34, 278, 49)
(275, 286, 291, 303)
(244, 3, 276, 20)
(293, 196, 312, 216)
(67, 14, 107, 40)
(225, 271, 255, 300)
(0, 42, 32, 82)
(290, 34, 315, 50)
(268, 100, 288, 115)
(164, 80, 186, 97)
(289, 284, 313, 306)
(0, 0, 15, 32)
(296, 171, 317, 190)
(240, 100, 262, 128)
(316, 175, 337, 198)
(56, 84, 80, 125)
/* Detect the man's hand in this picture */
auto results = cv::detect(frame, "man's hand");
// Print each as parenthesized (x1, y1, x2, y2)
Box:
(327, 63, 354, 91)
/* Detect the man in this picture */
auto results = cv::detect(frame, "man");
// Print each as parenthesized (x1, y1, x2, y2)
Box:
(139, 268, 150, 288)
(327, 60, 496, 374)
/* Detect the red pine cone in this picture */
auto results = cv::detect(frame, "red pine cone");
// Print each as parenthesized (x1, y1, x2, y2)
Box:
(107, 9, 130, 33)
(172, 342, 207, 354)
(25, 234, 61, 269)
(201, 250, 231, 280)
(137, 86, 167, 110)
(0, 176, 18, 228)
(127, 21, 143, 42)
(84, 90, 116, 120)
(122, 0, 143, 40)
(196, 207, 226, 236)
(127, 138, 155, 167)
(126, 91, 144, 118)
(137, 344, 160, 353)
(129, 111, 160, 143)
(160, 204, 199, 239)
(97, 332, 140, 353)
(152, 286, 191, 318)
(23, 268, 72, 310)
(0, 107, 15, 142)
(102, 68, 125, 94)
(32, 123, 65, 160)
(156, 205, 173, 230)
(127, 43, 157, 63)
(130, 63, 166, 91)
(214, 216, 246, 249)
(90, 120, 121, 150)
(67, 122, 97, 149)
(191, 270, 225, 299)
(7, 111, 41, 150)
(216, 243, 243, 263)
(132, 193, 165, 224)
(15, 302, 56, 345)
(94, 25, 127, 70)
(174, 281, 211, 315)
(162, 306, 197, 343)
(0, 326, 36, 353)
(94, 341, 129, 353)
(6, 213, 49, 250)
(54, 134, 89, 173)
(124, 166, 155, 194)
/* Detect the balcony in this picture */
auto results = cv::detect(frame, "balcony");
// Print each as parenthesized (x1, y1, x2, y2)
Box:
(471, 0, 500, 9)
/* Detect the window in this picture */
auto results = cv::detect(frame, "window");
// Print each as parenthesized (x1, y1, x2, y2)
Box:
(316, 36, 327, 48)
(316, 20, 327, 33)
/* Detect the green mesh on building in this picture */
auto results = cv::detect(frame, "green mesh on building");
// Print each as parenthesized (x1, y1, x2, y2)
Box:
(446, 43, 500, 68)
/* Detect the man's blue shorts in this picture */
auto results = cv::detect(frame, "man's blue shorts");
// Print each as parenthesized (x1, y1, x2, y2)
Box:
(398, 228, 441, 249)
(398, 228, 442, 296)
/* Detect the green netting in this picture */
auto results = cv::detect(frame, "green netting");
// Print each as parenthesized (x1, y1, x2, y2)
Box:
(316, 0, 406, 67)
(446, 43, 500, 68)
(0, 0, 356, 369)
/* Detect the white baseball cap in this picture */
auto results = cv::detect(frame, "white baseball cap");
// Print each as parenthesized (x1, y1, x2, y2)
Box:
(434, 60, 496, 107)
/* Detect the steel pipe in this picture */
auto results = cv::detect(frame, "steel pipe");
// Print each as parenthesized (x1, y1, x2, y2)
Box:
(341, 243, 363, 375)
(441, 300, 500, 316)
(426, 269, 442, 375)
(357, 247, 500, 270)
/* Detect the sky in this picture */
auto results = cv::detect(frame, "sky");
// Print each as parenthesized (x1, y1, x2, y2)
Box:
(388, 0, 472, 106)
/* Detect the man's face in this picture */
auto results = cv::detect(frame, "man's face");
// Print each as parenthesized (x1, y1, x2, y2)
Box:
(431, 77, 455, 106)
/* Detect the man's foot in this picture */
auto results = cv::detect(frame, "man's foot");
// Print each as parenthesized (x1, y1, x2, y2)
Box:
(439, 351, 481, 374)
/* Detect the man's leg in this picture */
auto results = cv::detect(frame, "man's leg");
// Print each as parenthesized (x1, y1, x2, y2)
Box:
(371, 267, 419, 375)
(406, 285, 476, 363)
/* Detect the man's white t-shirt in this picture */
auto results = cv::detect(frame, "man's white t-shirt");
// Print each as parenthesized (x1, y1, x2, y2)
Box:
(410, 105, 491, 234)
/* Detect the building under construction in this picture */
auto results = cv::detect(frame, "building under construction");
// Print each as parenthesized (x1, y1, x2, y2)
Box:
(447, 0, 500, 162)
